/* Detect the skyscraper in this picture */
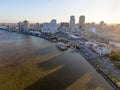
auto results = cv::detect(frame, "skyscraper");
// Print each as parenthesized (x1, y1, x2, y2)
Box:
(50, 19, 57, 25)
(35, 23, 40, 30)
(41, 19, 57, 34)
(70, 16, 75, 31)
(79, 15, 85, 30)
(23, 20, 30, 31)
(18, 22, 23, 31)
(99, 21, 106, 29)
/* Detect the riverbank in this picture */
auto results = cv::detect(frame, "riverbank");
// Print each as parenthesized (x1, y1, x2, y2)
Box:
(0, 29, 115, 90)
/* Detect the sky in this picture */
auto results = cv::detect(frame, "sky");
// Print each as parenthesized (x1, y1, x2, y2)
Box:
(0, 0, 120, 24)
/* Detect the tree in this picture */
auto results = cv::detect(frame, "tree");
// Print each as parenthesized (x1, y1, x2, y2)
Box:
(110, 53, 120, 61)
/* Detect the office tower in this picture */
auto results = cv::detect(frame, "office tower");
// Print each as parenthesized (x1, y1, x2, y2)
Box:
(50, 19, 57, 30)
(41, 19, 57, 34)
(23, 20, 30, 31)
(70, 16, 75, 30)
(35, 23, 40, 30)
(99, 21, 106, 29)
(51, 19, 57, 24)
(79, 15, 85, 30)
(18, 22, 23, 31)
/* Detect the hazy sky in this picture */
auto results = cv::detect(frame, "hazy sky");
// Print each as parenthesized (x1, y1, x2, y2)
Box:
(0, 0, 120, 23)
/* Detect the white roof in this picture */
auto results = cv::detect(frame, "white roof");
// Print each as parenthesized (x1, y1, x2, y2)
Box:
(69, 35, 80, 39)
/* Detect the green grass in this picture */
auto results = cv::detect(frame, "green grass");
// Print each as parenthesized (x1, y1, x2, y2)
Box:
(107, 72, 120, 82)
(110, 53, 120, 61)
(114, 63, 120, 69)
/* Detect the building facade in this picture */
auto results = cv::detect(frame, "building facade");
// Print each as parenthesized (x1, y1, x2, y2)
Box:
(23, 20, 30, 31)
(70, 16, 75, 31)
(60, 22, 69, 29)
(41, 19, 57, 34)
(18, 22, 23, 31)
(79, 15, 85, 30)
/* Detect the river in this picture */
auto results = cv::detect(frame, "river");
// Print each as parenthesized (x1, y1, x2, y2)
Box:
(0, 29, 114, 90)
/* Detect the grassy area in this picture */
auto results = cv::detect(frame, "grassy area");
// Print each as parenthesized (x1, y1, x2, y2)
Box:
(72, 44, 80, 49)
(110, 53, 120, 61)
(107, 72, 120, 88)
(110, 53, 120, 69)
(107, 72, 120, 82)
(114, 63, 120, 69)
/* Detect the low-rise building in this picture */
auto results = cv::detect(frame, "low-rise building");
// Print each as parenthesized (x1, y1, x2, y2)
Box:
(92, 46, 111, 56)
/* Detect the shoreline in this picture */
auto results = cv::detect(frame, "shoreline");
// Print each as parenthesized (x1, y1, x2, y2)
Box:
(0, 29, 119, 90)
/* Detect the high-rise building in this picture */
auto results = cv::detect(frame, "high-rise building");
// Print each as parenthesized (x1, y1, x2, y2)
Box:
(35, 23, 40, 30)
(70, 16, 75, 30)
(41, 19, 57, 34)
(99, 21, 106, 29)
(18, 22, 23, 31)
(79, 15, 85, 30)
(23, 20, 30, 31)
(50, 19, 56, 24)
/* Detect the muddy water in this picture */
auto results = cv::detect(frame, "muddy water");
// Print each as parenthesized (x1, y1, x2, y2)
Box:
(0, 30, 114, 90)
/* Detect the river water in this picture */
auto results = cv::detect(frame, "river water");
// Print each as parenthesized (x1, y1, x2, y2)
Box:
(0, 30, 114, 90)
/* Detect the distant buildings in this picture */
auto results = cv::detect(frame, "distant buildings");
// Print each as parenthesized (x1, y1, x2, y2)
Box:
(18, 20, 30, 31)
(79, 15, 85, 30)
(51, 19, 56, 24)
(99, 21, 106, 29)
(60, 22, 69, 29)
(87, 27, 96, 33)
(86, 22, 96, 33)
(35, 23, 40, 30)
(18, 22, 23, 31)
(23, 20, 30, 31)
(0, 25, 8, 29)
(70, 16, 75, 31)
(41, 19, 57, 34)
(17, 15, 87, 33)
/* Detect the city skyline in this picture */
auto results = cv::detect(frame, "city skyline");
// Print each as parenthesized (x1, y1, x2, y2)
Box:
(0, 0, 120, 24)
